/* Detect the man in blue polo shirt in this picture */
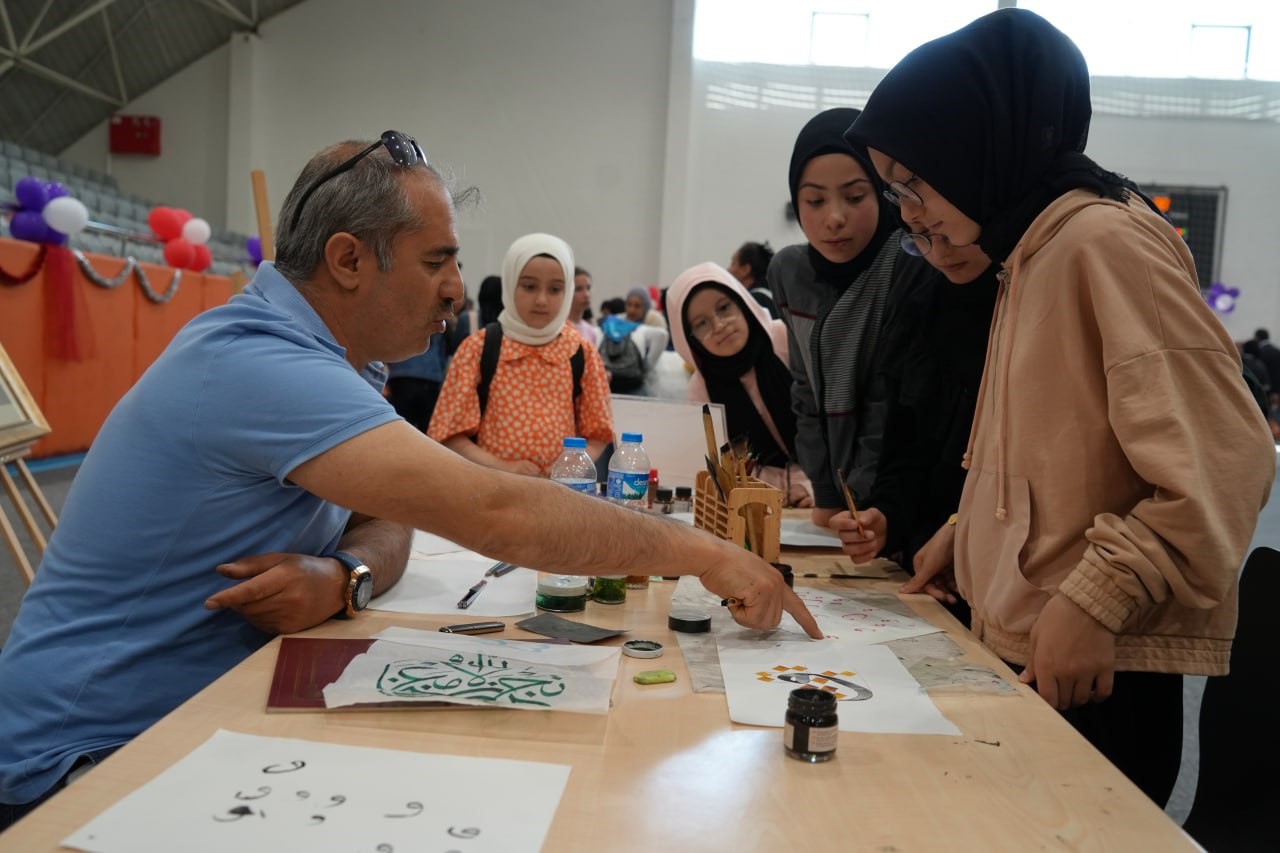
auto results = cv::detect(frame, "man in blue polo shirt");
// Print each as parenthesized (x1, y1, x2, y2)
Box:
(0, 132, 821, 830)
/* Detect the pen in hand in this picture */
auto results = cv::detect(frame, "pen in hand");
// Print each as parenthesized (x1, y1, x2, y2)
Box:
(836, 468, 866, 537)
(457, 579, 487, 609)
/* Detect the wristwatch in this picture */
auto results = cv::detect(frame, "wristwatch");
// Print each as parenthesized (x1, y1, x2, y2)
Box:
(331, 551, 373, 617)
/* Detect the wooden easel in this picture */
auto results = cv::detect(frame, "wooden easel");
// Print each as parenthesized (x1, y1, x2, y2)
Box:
(0, 447, 57, 585)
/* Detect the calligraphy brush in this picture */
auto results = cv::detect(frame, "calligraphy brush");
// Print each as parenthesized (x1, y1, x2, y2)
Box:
(836, 468, 866, 537)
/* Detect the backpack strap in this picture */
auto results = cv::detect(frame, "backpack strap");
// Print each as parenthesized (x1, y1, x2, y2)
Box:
(479, 323, 584, 417)
(477, 322, 503, 417)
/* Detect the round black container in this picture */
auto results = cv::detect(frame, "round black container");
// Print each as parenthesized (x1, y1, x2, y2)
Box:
(783, 687, 838, 762)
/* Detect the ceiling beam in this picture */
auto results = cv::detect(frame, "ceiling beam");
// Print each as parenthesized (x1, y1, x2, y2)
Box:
(0, 1, 18, 52)
(12, 56, 123, 106)
(194, 0, 254, 29)
(25, 0, 120, 54)
(102, 7, 126, 102)
(18, 0, 54, 52)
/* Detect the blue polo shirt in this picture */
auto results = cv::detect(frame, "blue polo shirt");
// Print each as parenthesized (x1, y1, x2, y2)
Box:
(0, 263, 400, 804)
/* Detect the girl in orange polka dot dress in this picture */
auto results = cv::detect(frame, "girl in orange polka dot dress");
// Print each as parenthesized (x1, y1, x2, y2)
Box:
(429, 233, 614, 476)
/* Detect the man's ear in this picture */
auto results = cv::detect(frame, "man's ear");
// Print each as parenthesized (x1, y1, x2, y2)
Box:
(323, 232, 365, 293)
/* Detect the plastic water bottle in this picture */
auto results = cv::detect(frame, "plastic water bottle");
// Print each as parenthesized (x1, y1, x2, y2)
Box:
(550, 437, 597, 493)
(607, 432, 650, 507)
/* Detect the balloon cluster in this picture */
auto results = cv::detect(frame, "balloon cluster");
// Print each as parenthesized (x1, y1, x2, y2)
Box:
(245, 236, 263, 266)
(1206, 282, 1238, 315)
(8, 177, 90, 245)
(148, 206, 212, 272)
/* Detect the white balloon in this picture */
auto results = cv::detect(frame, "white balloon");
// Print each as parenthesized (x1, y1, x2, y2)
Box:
(182, 217, 212, 245)
(42, 196, 90, 235)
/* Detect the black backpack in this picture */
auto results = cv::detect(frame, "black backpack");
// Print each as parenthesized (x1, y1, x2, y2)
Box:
(599, 332, 645, 393)
(477, 322, 584, 415)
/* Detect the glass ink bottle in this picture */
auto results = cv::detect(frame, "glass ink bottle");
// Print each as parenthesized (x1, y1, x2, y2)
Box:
(784, 687, 838, 762)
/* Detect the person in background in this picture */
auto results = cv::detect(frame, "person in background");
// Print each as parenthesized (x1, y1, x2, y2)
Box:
(569, 265, 601, 347)
(0, 137, 821, 829)
(841, 236, 998, 619)
(767, 107, 931, 539)
(667, 262, 812, 507)
(477, 274, 503, 327)
(1252, 328, 1280, 414)
(384, 319, 456, 431)
(728, 240, 779, 318)
(600, 297, 625, 320)
(847, 8, 1274, 807)
(429, 233, 613, 474)
(624, 287, 667, 329)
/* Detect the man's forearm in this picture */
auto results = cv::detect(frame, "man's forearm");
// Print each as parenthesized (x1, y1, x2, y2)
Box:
(338, 514, 412, 596)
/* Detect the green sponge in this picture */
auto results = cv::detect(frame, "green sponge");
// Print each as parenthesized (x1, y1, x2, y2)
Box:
(633, 669, 677, 685)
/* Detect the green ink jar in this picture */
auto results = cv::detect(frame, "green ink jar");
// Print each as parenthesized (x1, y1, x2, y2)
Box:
(592, 575, 627, 605)
(535, 575, 589, 612)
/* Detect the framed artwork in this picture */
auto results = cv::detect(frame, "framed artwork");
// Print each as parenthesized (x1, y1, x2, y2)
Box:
(0, 341, 50, 457)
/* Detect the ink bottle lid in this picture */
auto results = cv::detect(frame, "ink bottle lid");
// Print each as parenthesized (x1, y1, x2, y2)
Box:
(668, 607, 711, 633)
(784, 687, 839, 762)
(621, 639, 664, 659)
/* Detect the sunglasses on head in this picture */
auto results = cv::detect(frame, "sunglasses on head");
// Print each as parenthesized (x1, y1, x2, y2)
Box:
(289, 130, 427, 230)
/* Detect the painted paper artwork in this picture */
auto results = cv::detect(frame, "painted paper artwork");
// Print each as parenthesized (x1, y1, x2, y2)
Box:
(63, 730, 570, 853)
(324, 630, 620, 714)
(718, 641, 961, 735)
(368, 556, 536, 617)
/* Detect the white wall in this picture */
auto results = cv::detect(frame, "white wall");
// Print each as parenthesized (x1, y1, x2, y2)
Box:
(58, 0, 1280, 335)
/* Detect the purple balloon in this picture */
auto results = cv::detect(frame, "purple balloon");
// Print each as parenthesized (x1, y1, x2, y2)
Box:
(14, 177, 48, 211)
(10, 209, 48, 242)
(246, 235, 263, 265)
(45, 182, 69, 201)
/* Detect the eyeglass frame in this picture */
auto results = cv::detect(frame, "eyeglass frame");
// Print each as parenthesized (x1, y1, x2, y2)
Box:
(899, 229, 977, 258)
(288, 130, 427, 231)
(881, 173, 924, 208)
(688, 296, 744, 340)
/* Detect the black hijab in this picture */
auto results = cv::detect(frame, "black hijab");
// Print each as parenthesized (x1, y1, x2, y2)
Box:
(846, 9, 1152, 266)
(788, 108, 897, 287)
(684, 283, 797, 468)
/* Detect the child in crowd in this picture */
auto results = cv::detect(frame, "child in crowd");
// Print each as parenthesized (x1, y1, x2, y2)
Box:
(429, 233, 613, 474)
(667, 262, 812, 507)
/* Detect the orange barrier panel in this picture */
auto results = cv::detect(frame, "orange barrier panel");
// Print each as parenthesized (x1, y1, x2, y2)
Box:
(0, 237, 235, 458)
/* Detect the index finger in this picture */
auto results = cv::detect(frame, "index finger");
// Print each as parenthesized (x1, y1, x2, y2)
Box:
(205, 572, 282, 611)
(783, 587, 823, 639)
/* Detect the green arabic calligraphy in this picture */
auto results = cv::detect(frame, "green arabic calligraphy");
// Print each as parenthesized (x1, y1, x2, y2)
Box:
(377, 652, 568, 706)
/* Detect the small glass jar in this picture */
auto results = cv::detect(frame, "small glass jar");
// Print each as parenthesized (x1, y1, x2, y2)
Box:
(535, 575, 589, 612)
(592, 575, 627, 604)
(672, 486, 693, 514)
(654, 487, 674, 514)
(784, 687, 838, 762)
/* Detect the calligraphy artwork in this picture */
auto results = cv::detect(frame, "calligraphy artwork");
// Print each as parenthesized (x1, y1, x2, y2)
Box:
(324, 632, 620, 714)
(63, 730, 570, 853)
(718, 641, 961, 735)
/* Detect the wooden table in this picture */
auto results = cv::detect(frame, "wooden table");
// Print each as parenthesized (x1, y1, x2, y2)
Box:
(4, 567, 1193, 851)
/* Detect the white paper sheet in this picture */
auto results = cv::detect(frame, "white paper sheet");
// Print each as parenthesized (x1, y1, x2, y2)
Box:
(718, 641, 961, 735)
(368, 556, 537, 617)
(609, 395, 727, 489)
(324, 631, 620, 714)
(671, 576, 941, 645)
(779, 517, 843, 548)
(410, 527, 469, 557)
(63, 729, 570, 853)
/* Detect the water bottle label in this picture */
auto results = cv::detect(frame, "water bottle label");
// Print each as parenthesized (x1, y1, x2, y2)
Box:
(607, 471, 649, 502)
(557, 478, 596, 493)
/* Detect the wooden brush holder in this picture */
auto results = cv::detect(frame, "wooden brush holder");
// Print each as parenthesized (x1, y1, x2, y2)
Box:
(693, 469, 782, 562)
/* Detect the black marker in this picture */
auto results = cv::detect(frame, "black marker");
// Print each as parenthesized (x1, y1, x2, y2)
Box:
(439, 621, 505, 635)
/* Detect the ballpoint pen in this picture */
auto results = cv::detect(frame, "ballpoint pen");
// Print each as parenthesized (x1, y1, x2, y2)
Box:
(485, 561, 518, 577)
(456, 579, 487, 609)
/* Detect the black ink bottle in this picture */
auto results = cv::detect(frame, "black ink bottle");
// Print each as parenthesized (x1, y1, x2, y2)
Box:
(784, 687, 838, 762)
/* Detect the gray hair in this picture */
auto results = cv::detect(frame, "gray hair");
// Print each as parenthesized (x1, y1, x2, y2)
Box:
(273, 140, 478, 284)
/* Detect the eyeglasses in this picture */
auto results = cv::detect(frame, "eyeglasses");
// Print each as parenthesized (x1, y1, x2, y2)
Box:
(689, 299, 742, 340)
(900, 230, 975, 257)
(289, 130, 426, 230)
(881, 174, 924, 208)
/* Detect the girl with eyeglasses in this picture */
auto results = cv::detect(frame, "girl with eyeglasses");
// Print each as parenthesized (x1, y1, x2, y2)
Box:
(766, 108, 932, 541)
(667, 262, 812, 507)
(847, 8, 1274, 807)
(429, 233, 614, 476)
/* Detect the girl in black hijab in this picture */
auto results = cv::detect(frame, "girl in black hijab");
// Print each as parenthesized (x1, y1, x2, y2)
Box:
(847, 9, 1274, 811)
(766, 108, 930, 550)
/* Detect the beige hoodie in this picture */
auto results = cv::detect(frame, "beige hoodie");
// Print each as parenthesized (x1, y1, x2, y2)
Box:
(956, 190, 1275, 675)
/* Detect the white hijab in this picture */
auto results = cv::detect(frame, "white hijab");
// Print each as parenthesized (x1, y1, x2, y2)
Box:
(496, 233, 575, 346)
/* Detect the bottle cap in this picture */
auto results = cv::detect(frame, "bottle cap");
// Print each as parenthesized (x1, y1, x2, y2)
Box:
(563, 436, 587, 448)
(621, 432, 643, 443)
(788, 686, 838, 711)
(536, 575, 589, 596)
(668, 607, 712, 633)
(656, 487, 674, 500)
(622, 639, 665, 659)
(674, 486, 693, 498)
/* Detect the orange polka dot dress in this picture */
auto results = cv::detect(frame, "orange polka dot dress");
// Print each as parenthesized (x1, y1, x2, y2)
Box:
(428, 324, 614, 475)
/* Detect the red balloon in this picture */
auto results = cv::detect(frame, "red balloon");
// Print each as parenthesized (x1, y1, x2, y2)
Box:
(149, 207, 183, 241)
(174, 209, 193, 228)
(163, 238, 195, 269)
(188, 243, 213, 272)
